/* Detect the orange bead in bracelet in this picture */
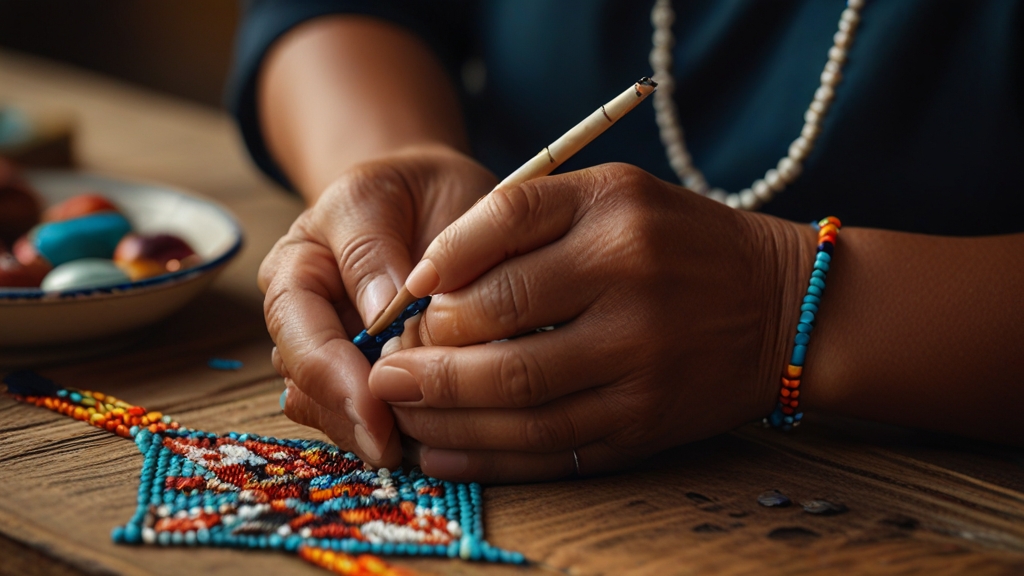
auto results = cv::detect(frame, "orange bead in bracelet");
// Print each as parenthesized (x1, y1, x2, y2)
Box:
(786, 365, 802, 379)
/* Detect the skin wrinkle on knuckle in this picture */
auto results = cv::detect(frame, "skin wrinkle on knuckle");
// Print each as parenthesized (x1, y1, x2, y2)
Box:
(420, 352, 459, 407)
(496, 349, 546, 408)
(523, 414, 565, 452)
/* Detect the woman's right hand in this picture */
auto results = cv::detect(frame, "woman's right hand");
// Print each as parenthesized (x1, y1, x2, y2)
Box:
(257, 143, 497, 468)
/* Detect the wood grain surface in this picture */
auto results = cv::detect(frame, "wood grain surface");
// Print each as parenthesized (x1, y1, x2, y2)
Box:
(1, 50, 1023, 576)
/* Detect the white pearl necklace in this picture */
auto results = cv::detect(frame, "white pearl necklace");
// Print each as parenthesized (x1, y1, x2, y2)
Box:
(649, 0, 866, 210)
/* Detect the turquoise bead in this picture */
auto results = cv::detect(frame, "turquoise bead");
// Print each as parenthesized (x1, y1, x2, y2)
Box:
(794, 332, 811, 345)
(797, 322, 813, 334)
(809, 277, 826, 289)
(807, 285, 823, 296)
(799, 311, 815, 324)
(811, 269, 826, 280)
(804, 294, 821, 305)
(814, 260, 830, 272)
(40, 258, 131, 291)
(817, 251, 832, 263)
(800, 303, 818, 313)
(31, 212, 132, 266)
(791, 344, 807, 365)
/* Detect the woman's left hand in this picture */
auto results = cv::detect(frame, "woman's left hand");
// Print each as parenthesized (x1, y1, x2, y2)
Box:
(368, 163, 817, 482)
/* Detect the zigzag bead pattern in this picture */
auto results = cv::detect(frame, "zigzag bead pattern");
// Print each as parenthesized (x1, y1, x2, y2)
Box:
(4, 370, 525, 575)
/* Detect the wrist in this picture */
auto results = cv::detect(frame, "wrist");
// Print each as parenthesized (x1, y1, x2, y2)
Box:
(736, 211, 818, 420)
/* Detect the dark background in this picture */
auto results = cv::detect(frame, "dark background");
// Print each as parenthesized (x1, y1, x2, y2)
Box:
(0, 0, 239, 107)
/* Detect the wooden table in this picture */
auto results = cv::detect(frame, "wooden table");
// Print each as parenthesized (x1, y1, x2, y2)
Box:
(1, 50, 1023, 576)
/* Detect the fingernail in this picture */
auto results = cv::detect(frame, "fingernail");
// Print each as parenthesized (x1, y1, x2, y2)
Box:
(380, 336, 402, 359)
(279, 388, 288, 411)
(423, 448, 468, 476)
(371, 366, 423, 402)
(405, 259, 440, 297)
(353, 423, 384, 461)
(363, 276, 396, 323)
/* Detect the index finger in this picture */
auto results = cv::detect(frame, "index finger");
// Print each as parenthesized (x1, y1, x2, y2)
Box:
(261, 236, 398, 460)
(403, 168, 600, 298)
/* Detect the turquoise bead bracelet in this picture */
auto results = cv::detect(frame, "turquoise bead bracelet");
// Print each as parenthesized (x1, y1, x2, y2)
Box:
(765, 216, 841, 431)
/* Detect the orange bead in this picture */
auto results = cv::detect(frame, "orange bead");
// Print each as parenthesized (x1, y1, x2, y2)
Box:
(780, 388, 791, 398)
(791, 390, 800, 398)
(785, 365, 803, 379)
(115, 424, 129, 437)
(127, 406, 145, 416)
(819, 223, 838, 236)
(824, 216, 842, 228)
(789, 400, 799, 408)
(781, 406, 794, 415)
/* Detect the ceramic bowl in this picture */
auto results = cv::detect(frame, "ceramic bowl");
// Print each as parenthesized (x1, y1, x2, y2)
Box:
(0, 170, 243, 353)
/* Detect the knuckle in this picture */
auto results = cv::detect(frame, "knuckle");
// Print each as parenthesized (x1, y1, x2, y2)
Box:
(496, 350, 547, 408)
(484, 184, 543, 248)
(479, 267, 531, 334)
(522, 416, 565, 452)
(419, 353, 459, 407)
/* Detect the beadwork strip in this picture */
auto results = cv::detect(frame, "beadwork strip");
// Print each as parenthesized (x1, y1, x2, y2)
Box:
(764, 216, 841, 431)
(3, 370, 525, 576)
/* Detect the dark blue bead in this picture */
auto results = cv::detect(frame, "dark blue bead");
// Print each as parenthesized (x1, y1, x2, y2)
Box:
(818, 241, 834, 255)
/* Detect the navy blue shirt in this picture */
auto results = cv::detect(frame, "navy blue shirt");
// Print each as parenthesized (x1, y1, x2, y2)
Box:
(228, 0, 1024, 236)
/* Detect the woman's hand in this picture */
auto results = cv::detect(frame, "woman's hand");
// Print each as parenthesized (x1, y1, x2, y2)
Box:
(258, 144, 497, 468)
(368, 163, 816, 482)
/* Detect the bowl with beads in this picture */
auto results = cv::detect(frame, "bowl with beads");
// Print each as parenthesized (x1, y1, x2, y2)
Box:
(0, 168, 243, 362)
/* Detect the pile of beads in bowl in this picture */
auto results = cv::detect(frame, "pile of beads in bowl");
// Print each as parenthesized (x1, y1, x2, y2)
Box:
(0, 158, 200, 291)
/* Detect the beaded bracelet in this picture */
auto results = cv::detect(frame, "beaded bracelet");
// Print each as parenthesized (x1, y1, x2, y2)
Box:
(765, 216, 841, 431)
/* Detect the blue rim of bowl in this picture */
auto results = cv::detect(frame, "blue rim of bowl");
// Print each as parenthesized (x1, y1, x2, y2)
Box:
(0, 189, 244, 303)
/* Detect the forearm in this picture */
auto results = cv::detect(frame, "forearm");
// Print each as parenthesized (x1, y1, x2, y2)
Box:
(804, 228, 1024, 444)
(258, 16, 468, 203)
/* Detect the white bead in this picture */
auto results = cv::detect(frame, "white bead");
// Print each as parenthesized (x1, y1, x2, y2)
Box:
(659, 124, 682, 146)
(753, 178, 774, 199)
(847, 0, 865, 11)
(815, 85, 835, 103)
(829, 46, 848, 64)
(801, 122, 821, 140)
(142, 528, 157, 544)
(838, 19, 855, 33)
(707, 188, 728, 203)
(724, 194, 742, 209)
(651, 3, 674, 27)
(809, 99, 828, 114)
(834, 30, 853, 49)
(649, 48, 672, 69)
(685, 175, 709, 194)
(740, 188, 759, 209)
(777, 157, 803, 182)
(820, 70, 841, 87)
(669, 156, 692, 175)
(666, 141, 687, 161)
(764, 169, 786, 192)
(789, 139, 810, 162)
(804, 109, 822, 124)
(652, 29, 674, 48)
(824, 60, 841, 75)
